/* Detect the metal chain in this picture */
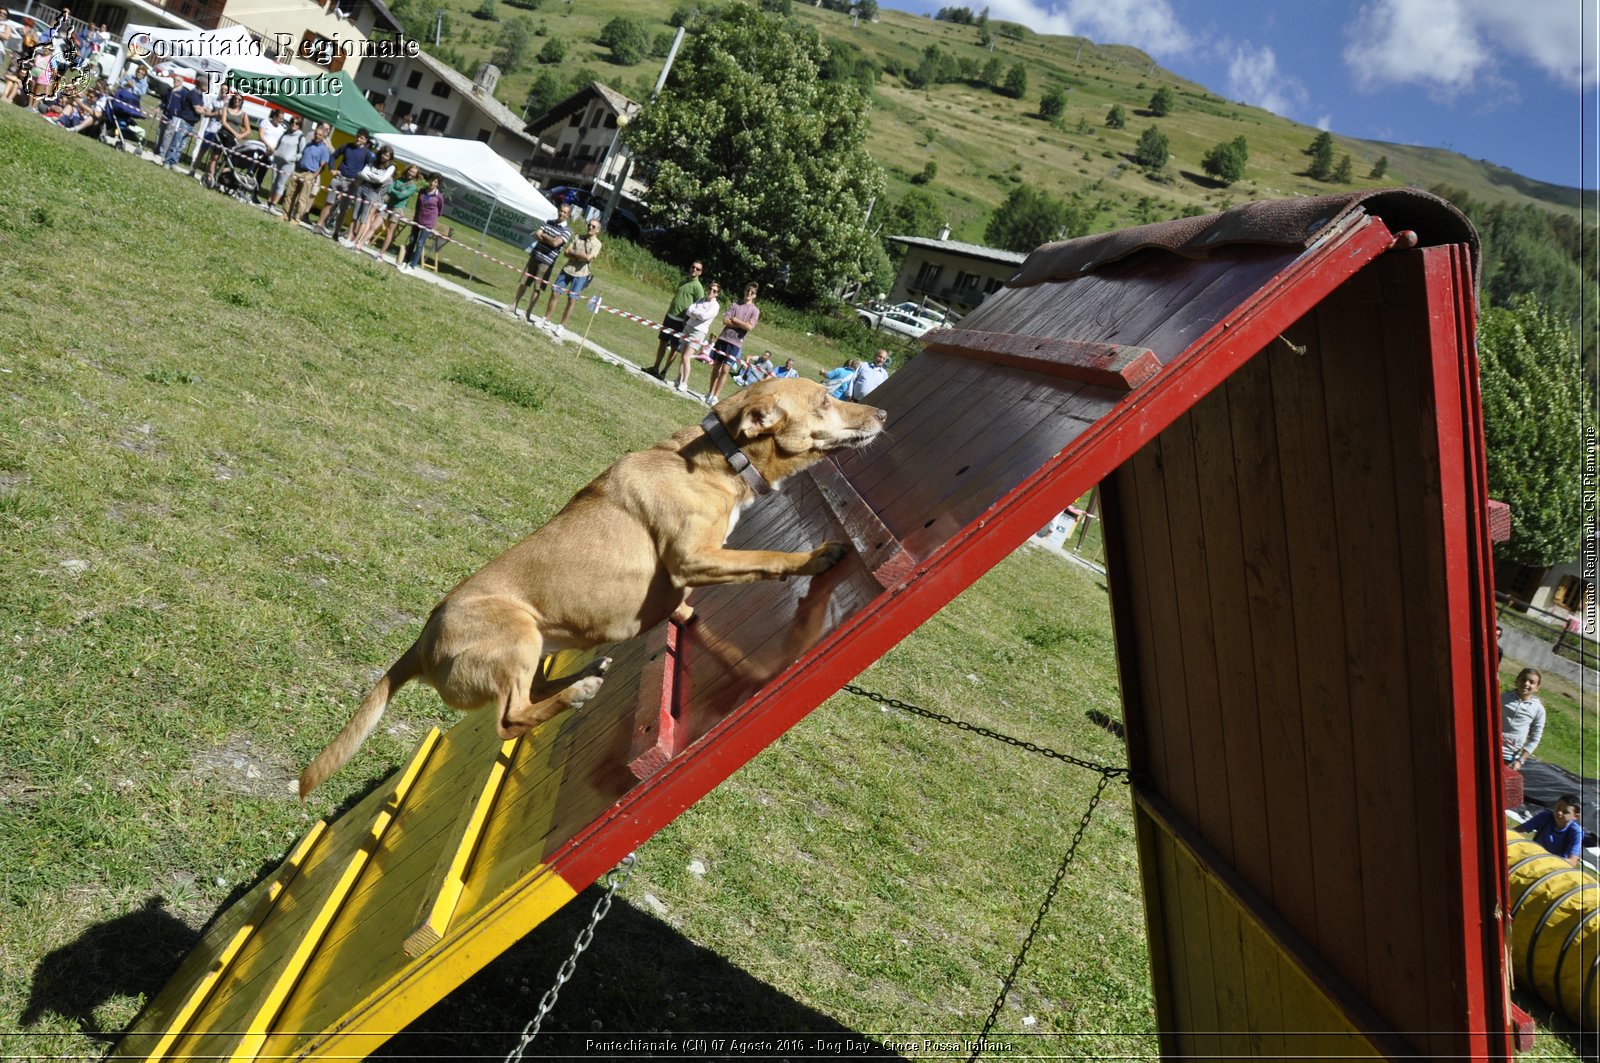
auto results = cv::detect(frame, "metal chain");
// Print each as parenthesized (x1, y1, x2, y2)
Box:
(967, 771, 1115, 1061)
(843, 684, 1130, 780)
(842, 684, 1127, 1061)
(505, 853, 636, 1063)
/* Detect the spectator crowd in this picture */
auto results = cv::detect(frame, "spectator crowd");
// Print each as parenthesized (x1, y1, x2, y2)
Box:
(5, 14, 900, 405)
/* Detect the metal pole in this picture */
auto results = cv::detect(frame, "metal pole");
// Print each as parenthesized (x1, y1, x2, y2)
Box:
(597, 26, 682, 229)
(651, 26, 683, 99)
(467, 197, 496, 285)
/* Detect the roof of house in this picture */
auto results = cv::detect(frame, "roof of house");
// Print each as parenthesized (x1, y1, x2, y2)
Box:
(361, 0, 405, 36)
(524, 81, 640, 137)
(407, 49, 536, 147)
(888, 235, 1028, 267)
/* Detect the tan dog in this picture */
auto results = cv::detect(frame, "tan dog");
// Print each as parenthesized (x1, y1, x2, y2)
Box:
(298, 377, 887, 797)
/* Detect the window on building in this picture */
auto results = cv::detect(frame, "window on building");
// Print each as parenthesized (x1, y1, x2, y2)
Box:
(391, 100, 413, 119)
(373, 60, 395, 80)
(913, 261, 942, 292)
(1555, 575, 1592, 612)
(568, 112, 582, 127)
(418, 108, 449, 132)
(406, 70, 422, 89)
(474, 129, 490, 142)
(297, 32, 347, 72)
(431, 80, 451, 98)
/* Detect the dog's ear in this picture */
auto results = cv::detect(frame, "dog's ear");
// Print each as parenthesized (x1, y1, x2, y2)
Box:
(735, 396, 784, 439)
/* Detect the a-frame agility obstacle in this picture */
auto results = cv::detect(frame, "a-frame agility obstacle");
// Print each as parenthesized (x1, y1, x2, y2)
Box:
(119, 189, 1519, 1060)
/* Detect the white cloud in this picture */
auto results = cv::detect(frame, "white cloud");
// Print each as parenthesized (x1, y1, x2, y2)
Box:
(984, 0, 1194, 57)
(1316, 114, 1333, 131)
(1225, 42, 1310, 118)
(1343, 0, 1596, 97)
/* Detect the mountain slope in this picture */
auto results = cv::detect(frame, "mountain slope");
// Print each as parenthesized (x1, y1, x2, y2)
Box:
(411, 0, 1582, 240)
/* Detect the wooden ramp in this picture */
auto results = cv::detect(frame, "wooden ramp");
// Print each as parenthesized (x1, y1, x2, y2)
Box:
(118, 189, 1514, 1060)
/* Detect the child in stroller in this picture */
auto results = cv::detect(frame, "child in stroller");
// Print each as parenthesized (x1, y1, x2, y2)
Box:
(209, 139, 273, 202)
(97, 85, 147, 152)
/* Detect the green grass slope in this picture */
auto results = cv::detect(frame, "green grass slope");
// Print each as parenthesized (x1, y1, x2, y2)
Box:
(416, 0, 1581, 240)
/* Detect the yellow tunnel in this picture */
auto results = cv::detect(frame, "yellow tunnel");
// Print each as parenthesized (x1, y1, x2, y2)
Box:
(1505, 829, 1600, 1028)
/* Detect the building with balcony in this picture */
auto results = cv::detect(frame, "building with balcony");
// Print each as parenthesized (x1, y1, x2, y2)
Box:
(886, 231, 1026, 314)
(353, 49, 537, 165)
(521, 81, 643, 201)
(224, 0, 402, 70)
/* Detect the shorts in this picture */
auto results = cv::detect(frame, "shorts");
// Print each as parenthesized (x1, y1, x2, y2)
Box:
(712, 337, 742, 366)
(659, 314, 688, 346)
(523, 252, 559, 284)
(353, 182, 383, 223)
(553, 270, 591, 296)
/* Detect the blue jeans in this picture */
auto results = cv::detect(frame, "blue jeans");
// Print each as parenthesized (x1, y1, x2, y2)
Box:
(159, 117, 194, 166)
(405, 225, 433, 268)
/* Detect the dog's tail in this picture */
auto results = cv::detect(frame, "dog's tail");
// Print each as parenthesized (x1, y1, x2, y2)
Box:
(298, 646, 423, 799)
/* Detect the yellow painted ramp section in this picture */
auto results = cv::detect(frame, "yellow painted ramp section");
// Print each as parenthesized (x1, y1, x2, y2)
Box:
(115, 708, 578, 1062)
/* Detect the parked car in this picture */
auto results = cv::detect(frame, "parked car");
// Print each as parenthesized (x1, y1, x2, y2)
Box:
(892, 301, 949, 325)
(540, 184, 644, 241)
(856, 303, 943, 340)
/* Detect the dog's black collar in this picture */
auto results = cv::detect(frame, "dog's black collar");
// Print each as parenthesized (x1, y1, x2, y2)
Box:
(700, 412, 773, 496)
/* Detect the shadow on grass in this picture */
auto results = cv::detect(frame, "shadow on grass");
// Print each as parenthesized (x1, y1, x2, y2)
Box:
(1513, 987, 1599, 1062)
(1178, 169, 1230, 190)
(20, 896, 200, 1043)
(374, 883, 905, 1060)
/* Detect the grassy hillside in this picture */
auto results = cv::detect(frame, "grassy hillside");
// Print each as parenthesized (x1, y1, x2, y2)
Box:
(414, 0, 1581, 240)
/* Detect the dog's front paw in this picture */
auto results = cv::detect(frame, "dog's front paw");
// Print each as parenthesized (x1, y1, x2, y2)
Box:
(801, 540, 850, 575)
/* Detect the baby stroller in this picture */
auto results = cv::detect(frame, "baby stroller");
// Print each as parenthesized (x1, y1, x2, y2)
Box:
(99, 87, 147, 153)
(211, 139, 272, 203)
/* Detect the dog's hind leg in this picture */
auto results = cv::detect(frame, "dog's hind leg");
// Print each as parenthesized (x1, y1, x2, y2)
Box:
(500, 656, 611, 738)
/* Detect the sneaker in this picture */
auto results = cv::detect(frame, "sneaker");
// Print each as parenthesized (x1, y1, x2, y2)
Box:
(338, 237, 355, 248)
(675, 381, 687, 392)
(397, 263, 413, 273)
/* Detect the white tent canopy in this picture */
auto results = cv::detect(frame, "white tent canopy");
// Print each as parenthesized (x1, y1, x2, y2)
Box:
(377, 133, 557, 222)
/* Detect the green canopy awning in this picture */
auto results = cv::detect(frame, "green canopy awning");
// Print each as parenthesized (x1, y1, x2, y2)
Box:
(230, 70, 399, 137)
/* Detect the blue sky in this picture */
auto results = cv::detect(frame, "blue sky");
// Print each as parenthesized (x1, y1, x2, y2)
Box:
(896, 0, 1598, 192)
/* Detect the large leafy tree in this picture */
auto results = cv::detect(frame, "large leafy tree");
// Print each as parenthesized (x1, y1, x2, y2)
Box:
(1477, 297, 1586, 567)
(1201, 135, 1248, 184)
(1133, 126, 1169, 170)
(984, 184, 1084, 252)
(1306, 131, 1335, 181)
(624, 5, 886, 302)
(883, 188, 943, 243)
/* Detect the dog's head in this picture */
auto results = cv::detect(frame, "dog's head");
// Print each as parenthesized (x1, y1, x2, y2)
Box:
(716, 378, 886, 479)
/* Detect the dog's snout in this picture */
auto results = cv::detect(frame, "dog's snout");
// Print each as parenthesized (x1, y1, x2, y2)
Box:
(872, 407, 888, 425)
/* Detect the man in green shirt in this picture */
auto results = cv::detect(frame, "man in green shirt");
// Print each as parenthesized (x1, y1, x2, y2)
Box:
(649, 260, 706, 379)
